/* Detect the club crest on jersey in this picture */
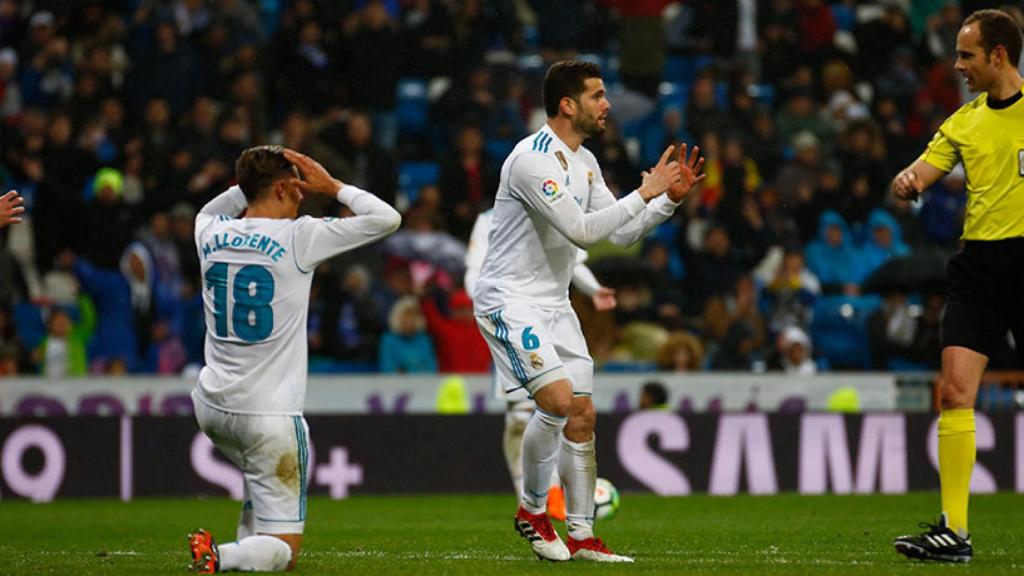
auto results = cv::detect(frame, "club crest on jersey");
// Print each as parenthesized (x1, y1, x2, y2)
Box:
(540, 178, 563, 203)
(554, 151, 569, 171)
(529, 352, 544, 369)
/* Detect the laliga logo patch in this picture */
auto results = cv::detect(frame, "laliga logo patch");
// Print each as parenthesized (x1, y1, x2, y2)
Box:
(540, 178, 562, 202)
(529, 352, 544, 369)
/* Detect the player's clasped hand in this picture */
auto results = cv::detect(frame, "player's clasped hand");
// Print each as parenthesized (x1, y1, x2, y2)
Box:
(283, 149, 346, 196)
(667, 143, 707, 203)
(892, 170, 923, 201)
(0, 190, 25, 227)
(640, 144, 707, 203)
(638, 145, 682, 201)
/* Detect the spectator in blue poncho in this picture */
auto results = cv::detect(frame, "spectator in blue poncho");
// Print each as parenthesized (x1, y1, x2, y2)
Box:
(859, 208, 910, 279)
(379, 296, 437, 374)
(919, 168, 966, 249)
(58, 249, 137, 372)
(804, 210, 867, 294)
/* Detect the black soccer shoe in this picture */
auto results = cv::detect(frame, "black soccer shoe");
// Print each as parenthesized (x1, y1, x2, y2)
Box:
(894, 514, 972, 563)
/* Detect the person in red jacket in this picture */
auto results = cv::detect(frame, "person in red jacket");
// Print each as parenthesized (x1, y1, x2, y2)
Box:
(420, 287, 491, 373)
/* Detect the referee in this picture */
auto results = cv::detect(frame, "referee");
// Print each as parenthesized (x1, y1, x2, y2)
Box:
(892, 9, 1024, 563)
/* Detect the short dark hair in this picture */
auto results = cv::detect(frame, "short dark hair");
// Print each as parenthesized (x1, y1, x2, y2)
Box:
(542, 60, 602, 118)
(964, 9, 1023, 66)
(235, 145, 296, 202)
(641, 381, 668, 406)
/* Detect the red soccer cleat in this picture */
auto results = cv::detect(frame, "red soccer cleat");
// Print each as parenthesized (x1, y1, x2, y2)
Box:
(514, 505, 571, 561)
(567, 536, 634, 563)
(187, 529, 220, 573)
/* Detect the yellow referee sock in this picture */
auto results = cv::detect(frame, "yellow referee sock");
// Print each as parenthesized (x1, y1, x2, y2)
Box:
(938, 408, 975, 536)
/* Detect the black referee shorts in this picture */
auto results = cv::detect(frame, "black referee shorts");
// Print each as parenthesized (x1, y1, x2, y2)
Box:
(942, 238, 1024, 364)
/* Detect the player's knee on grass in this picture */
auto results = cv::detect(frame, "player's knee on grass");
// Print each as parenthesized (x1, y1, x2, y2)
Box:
(266, 533, 302, 571)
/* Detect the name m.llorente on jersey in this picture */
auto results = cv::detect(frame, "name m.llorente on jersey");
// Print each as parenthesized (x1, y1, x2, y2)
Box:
(193, 178, 400, 417)
(200, 228, 289, 261)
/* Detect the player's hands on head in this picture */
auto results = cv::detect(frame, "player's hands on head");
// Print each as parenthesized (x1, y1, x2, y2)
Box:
(282, 149, 345, 196)
(0, 190, 25, 227)
(638, 145, 682, 201)
(666, 143, 706, 203)
(591, 286, 617, 311)
(891, 170, 924, 202)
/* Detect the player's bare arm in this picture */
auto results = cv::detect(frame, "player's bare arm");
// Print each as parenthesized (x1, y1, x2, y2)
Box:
(0, 190, 25, 228)
(891, 159, 947, 201)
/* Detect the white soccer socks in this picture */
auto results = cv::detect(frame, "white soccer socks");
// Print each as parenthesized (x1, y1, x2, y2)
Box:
(558, 435, 596, 541)
(520, 408, 568, 513)
(218, 535, 292, 572)
(503, 408, 532, 497)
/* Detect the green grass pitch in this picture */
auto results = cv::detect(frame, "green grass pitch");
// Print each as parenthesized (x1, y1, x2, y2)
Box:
(1, 493, 1022, 574)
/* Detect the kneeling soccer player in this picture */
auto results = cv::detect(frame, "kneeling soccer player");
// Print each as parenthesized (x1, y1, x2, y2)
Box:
(187, 145, 400, 572)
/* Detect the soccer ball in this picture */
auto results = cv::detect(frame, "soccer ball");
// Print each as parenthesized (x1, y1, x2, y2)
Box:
(593, 478, 620, 520)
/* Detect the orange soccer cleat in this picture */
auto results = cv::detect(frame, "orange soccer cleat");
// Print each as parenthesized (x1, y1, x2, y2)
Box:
(187, 529, 220, 573)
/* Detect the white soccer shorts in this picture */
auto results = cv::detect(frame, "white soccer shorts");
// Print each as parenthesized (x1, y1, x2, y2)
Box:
(194, 398, 310, 534)
(476, 303, 594, 397)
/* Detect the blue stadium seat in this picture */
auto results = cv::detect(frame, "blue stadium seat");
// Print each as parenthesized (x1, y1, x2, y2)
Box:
(396, 78, 429, 137)
(715, 81, 729, 109)
(398, 161, 441, 206)
(749, 84, 775, 108)
(485, 139, 515, 163)
(602, 360, 657, 373)
(657, 81, 689, 113)
(662, 55, 713, 84)
(12, 302, 46, 350)
(809, 296, 875, 370)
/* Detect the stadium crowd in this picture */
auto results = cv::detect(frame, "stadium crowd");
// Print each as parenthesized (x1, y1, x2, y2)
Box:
(0, 0, 1015, 378)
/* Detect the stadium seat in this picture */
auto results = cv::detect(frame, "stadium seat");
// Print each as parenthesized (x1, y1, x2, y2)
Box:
(601, 360, 657, 373)
(398, 161, 441, 207)
(657, 81, 690, 112)
(809, 296, 874, 370)
(662, 55, 713, 84)
(12, 302, 46, 350)
(715, 81, 729, 109)
(749, 84, 775, 108)
(485, 139, 515, 163)
(396, 78, 429, 137)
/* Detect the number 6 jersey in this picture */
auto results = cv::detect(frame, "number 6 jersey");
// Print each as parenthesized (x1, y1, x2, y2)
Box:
(193, 185, 400, 415)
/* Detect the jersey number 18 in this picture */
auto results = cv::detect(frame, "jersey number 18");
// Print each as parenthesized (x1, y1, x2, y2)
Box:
(205, 263, 275, 342)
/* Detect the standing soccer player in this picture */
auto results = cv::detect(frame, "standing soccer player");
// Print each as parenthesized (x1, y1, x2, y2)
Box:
(892, 9, 1024, 563)
(465, 208, 616, 517)
(473, 60, 705, 562)
(0, 190, 24, 228)
(187, 145, 400, 572)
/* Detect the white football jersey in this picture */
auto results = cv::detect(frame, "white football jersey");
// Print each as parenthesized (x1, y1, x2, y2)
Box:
(193, 185, 400, 415)
(466, 208, 603, 403)
(473, 125, 680, 314)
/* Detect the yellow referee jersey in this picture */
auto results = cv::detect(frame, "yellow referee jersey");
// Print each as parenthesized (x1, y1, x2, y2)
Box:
(920, 89, 1024, 241)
